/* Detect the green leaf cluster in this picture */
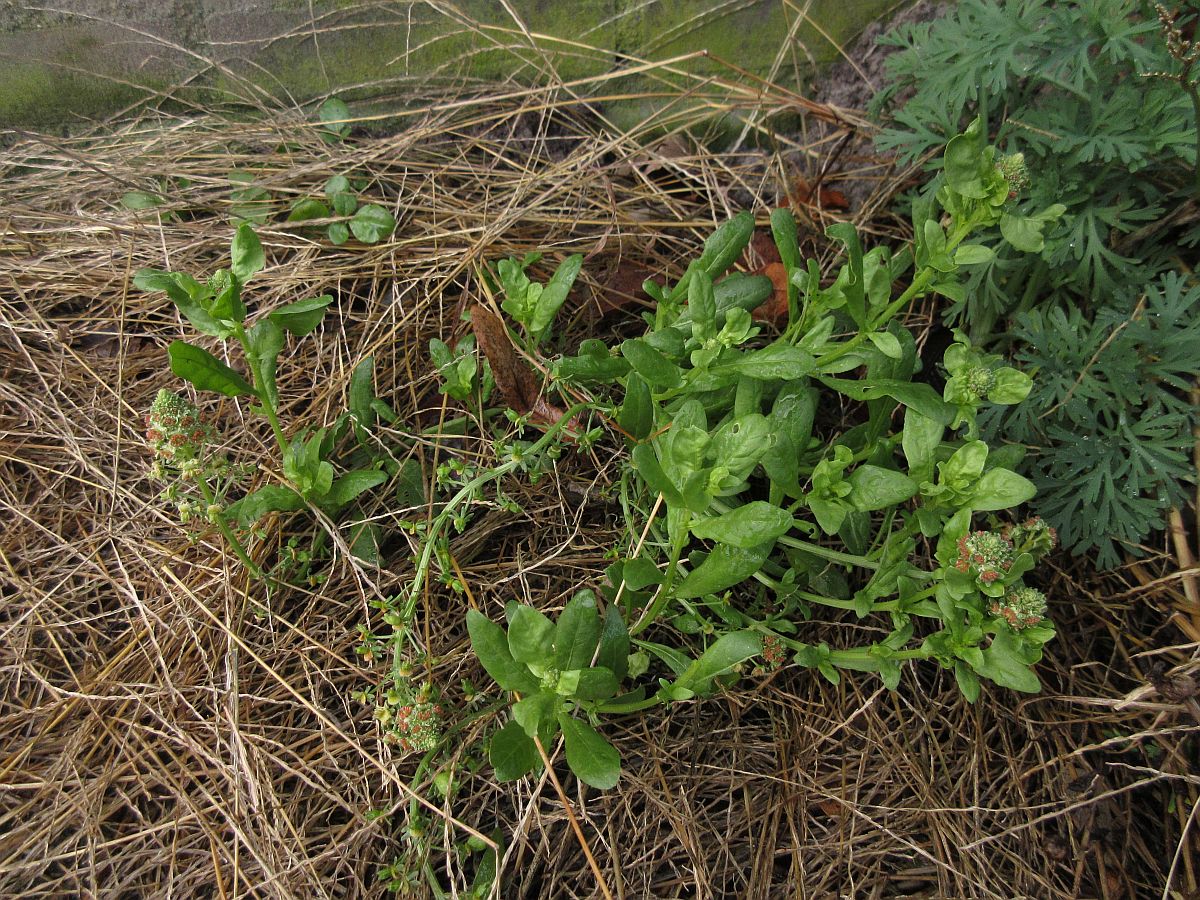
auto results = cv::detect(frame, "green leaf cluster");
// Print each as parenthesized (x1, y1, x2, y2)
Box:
(287, 173, 396, 245)
(873, 0, 1200, 564)
(135, 224, 396, 568)
(467, 591, 628, 789)
(450, 122, 1064, 795)
(491, 252, 584, 346)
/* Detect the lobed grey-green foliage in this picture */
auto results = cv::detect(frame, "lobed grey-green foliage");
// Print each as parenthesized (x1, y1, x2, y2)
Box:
(872, 0, 1200, 567)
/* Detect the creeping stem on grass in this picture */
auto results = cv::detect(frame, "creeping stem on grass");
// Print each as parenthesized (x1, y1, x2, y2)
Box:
(391, 403, 591, 685)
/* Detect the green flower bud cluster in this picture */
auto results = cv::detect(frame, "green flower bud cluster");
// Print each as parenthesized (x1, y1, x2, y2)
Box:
(963, 366, 996, 399)
(1004, 516, 1058, 559)
(954, 530, 1015, 586)
(377, 684, 444, 755)
(761, 634, 786, 670)
(145, 389, 211, 464)
(988, 586, 1047, 631)
(996, 152, 1029, 198)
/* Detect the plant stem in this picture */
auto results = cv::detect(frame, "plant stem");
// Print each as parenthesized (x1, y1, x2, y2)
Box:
(773, 532, 880, 570)
(233, 323, 289, 455)
(197, 477, 262, 577)
(751, 569, 940, 617)
(392, 404, 589, 684)
(630, 509, 690, 636)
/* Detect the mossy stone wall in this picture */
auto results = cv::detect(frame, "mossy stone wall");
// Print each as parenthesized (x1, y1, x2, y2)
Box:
(0, 0, 904, 128)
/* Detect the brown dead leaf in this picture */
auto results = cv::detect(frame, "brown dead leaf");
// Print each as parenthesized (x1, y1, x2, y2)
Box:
(751, 261, 790, 327)
(744, 229, 782, 270)
(591, 261, 654, 319)
(815, 798, 843, 818)
(793, 173, 849, 211)
(469, 303, 579, 435)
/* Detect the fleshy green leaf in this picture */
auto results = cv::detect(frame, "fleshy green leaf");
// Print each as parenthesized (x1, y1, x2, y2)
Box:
(619, 374, 654, 441)
(466, 609, 539, 694)
(317, 97, 352, 141)
(690, 502, 794, 549)
(554, 590, 601, 671)
(513, 690, 559, 738)
(230, 224, 265, 282)
(269, 295, 333, 336)
(675, 542, 772, 599)
(595, 606, 630, 682)
(621, 339, 682, 388)
(819, 377, 951, 424)
(557, 714, 620, 789)
(529, 254, 582, 340)
(245, 319, 284, 405)
(134, 270, 226, 337)
(572, 667, 619, 701)
(224, 485, 305, 527)
(631, 443, 683, 506)
(902, 407, 944, 475)
(490, 720, 542, 781)
(973, 631, 1041, 693)
(846, 466, 918, 511)
(168, 341, 254, 397)
(971, 468, 1036, 511)
(121, 190, 164, 210)
(349, 204, 395, 243)
(672, 630, 761, 695)
(507, 605, 555, 666)
(988, 368, 1033, 404)
(287, 198, 330, 223)
(323, 468, 387, 510)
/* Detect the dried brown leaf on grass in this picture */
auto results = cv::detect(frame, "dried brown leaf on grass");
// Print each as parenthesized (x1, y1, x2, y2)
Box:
(469, 303, 577, 434)
(0, 31, 1196, 900)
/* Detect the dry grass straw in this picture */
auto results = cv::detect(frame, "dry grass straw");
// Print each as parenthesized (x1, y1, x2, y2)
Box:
(0, 40, 1197, 900)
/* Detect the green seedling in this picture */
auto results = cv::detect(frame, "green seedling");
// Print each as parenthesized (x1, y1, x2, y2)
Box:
(136, 224, 391, 574)
(287, 172, 396, 245)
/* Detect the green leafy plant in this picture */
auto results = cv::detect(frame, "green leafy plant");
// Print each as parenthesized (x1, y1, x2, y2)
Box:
(287, 173, 397, 245)
(317, 96, 352, 143)
(135, 224, 392, 575)
(872, 0, 1200, 565)
(490, 251, 583, 345)
(468, 590, 764, 787)
(442, 120, 1062, 790)
(984, 273, 1200, 564)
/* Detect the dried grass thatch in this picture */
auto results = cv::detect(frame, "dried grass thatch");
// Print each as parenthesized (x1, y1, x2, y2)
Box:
(1, 47, 1198, 900)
